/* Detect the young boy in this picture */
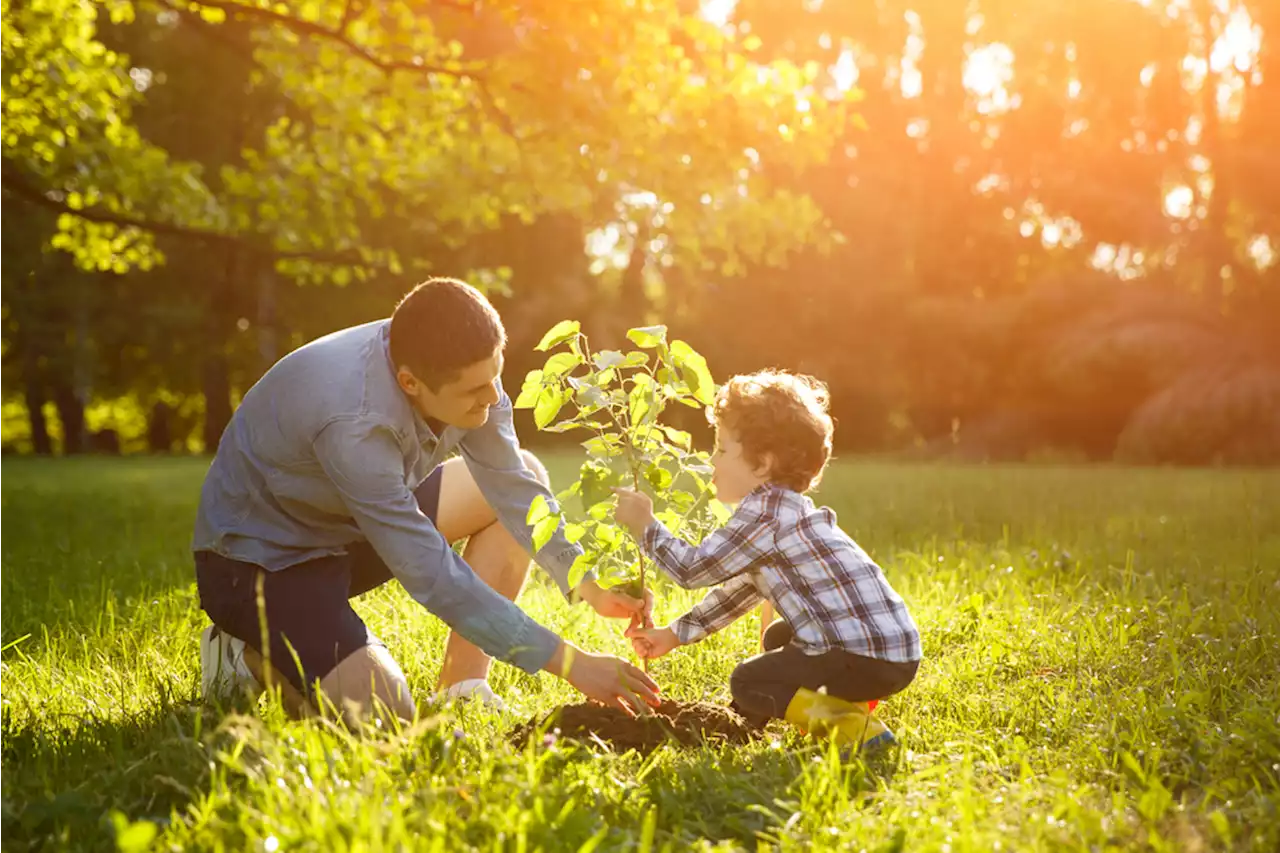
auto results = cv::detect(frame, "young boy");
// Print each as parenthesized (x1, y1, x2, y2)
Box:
(615, 370, 921, 749)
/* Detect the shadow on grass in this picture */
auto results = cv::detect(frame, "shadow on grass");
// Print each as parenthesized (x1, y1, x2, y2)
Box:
(0, 693, 257, 853)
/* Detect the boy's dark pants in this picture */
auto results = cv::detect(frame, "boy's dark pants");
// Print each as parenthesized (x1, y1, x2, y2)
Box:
(730, 621, 919, 728)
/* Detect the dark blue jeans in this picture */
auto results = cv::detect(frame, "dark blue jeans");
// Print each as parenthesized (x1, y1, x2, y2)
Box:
(729, 621, 920, 727)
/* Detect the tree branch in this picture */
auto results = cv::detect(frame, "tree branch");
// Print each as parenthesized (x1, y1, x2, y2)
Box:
(1, 165, 365, 265)
(183, 0, 485, 79)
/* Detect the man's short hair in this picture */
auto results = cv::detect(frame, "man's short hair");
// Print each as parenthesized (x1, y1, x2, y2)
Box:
(389, 278, 507, 391)
(710, 370, 834, 493)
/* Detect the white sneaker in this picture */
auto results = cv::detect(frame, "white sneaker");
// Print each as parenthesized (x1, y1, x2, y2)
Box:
(439, 678, 508, 713)
(200, 625, 261, 701)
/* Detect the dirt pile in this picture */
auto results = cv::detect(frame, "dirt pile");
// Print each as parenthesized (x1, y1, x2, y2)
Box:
(512, 700, 756, 752)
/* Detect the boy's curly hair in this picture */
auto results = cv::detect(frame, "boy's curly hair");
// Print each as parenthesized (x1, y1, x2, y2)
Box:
(709, 370, 834, 493)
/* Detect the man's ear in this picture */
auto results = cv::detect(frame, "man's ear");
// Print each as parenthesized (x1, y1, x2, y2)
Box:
(396, 366, 420, 396)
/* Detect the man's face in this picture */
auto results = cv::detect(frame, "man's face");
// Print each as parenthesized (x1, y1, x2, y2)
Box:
(398, 349, 504, 429)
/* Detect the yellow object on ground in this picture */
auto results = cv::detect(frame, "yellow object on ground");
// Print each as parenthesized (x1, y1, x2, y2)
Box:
(784, 688, 896, 751)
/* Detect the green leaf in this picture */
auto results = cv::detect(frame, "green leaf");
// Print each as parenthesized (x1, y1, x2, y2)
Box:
(710, 499, 733, 523)
(564, 522, 587, 544)
(594, 522, 625, 549)
(514, 378, 542, 409)
(660, 425, 693, 450)
(1209, 811, 1232, 845)
(532, 514, 560, 553)
(542, 420, 582, 433)
(575, 384, 608, 409)
(629, 374, 655, 425)
(535, 320, 581, 351)
(580, 465, 618, 509)
(671, 340, 716, 405)
(582, 436, 617, 459)
(592, 350, 626, 369)
(109, 812, 157, 853)
(556, 480, 581, 503)
(645, 464, 674, 491)
(543, 351, 582, 378)
(526, 494, 551, 525)
(626, 325, 668, 348)
(534, 388, 565, 429)
(623, 351, 650, 368)
(568, 552, 595, 588)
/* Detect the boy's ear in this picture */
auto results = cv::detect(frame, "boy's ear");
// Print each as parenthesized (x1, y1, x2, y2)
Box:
(753, 453, 776, 481)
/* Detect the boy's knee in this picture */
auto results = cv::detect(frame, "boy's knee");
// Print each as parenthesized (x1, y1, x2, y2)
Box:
(520, 449, 550, 487)
(762, 620, 793, 651)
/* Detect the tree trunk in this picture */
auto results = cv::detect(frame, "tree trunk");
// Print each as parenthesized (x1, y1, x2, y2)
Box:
(23, 369, 52, 455)
(202, 352, 232, 453)
(257, 263, 278, 376)
(52, 381, 86, 454)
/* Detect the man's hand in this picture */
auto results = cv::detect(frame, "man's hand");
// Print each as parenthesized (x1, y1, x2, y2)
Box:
(624, 625, 681, 661)
(612, 487, 656, 540)
(575, 577, 655, 623)
(545, 641, 661, 716)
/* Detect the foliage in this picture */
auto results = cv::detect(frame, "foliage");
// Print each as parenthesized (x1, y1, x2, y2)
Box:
(515, 321, 729, 592)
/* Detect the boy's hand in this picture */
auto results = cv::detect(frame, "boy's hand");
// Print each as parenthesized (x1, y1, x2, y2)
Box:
(613, 488, 657, 539)
(624, 625, 680, 660)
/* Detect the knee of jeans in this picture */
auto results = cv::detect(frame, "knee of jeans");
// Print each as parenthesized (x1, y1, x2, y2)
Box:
(762, 620, 793, 651)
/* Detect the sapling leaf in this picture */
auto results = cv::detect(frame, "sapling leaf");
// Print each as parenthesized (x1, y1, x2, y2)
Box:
(527, 494, 550, 525)
(671, 340, 716, 405)
(543, 351, 582, 378)
(592, 350, 625, 369)
(532, 515, 560, 552)
(535, 320, 580, 351)
(534, 387, 565, 428)
(626, 325, 667, 348)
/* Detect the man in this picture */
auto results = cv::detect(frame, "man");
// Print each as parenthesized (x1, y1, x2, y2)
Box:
(193, 277, 659, 721)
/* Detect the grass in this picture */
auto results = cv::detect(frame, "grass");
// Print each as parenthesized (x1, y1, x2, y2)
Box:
(2, 456, 1278, 852)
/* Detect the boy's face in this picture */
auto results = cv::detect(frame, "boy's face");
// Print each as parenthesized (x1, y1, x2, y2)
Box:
(711, 427, 771, 504)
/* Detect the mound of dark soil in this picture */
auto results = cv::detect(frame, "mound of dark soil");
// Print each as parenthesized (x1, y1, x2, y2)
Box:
(512, 700, 756, 753)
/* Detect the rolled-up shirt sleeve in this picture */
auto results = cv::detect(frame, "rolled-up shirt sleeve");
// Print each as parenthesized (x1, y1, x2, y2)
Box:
(458, 382, 590, 599)
(313, 417, 560, 674)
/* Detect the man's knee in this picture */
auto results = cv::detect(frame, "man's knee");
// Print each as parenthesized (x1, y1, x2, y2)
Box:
(520, 449, 550, 487)
(319, 644, 416, 724)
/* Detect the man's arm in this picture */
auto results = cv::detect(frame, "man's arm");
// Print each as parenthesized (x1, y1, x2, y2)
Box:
(639, 494, 775, 589)
(314, 418, 560, 674)
(456, 381, 591, 599)
(670, 575, 764, 645)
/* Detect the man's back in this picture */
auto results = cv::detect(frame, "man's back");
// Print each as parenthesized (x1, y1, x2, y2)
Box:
(193, 320, 441, 570)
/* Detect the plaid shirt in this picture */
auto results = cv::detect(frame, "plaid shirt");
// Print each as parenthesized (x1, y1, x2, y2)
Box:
(642, 484, 922, 663)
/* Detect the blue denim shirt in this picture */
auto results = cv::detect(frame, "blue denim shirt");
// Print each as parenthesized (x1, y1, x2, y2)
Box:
(193, 320, 583, 674)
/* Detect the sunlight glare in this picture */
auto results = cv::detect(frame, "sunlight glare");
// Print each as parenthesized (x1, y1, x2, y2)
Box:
(963, 43, 1015, 114)
(701, 0, 736, 28)
(1163, 185, 1194, 219)
(832, 49, 858, 92)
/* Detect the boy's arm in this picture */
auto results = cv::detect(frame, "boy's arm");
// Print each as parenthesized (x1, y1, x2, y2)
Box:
(641, 493, 774, 589)
(671, 575, 764, 645)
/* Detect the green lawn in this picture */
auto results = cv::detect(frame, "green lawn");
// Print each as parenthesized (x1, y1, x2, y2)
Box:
(2, 457, 1278, 851)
